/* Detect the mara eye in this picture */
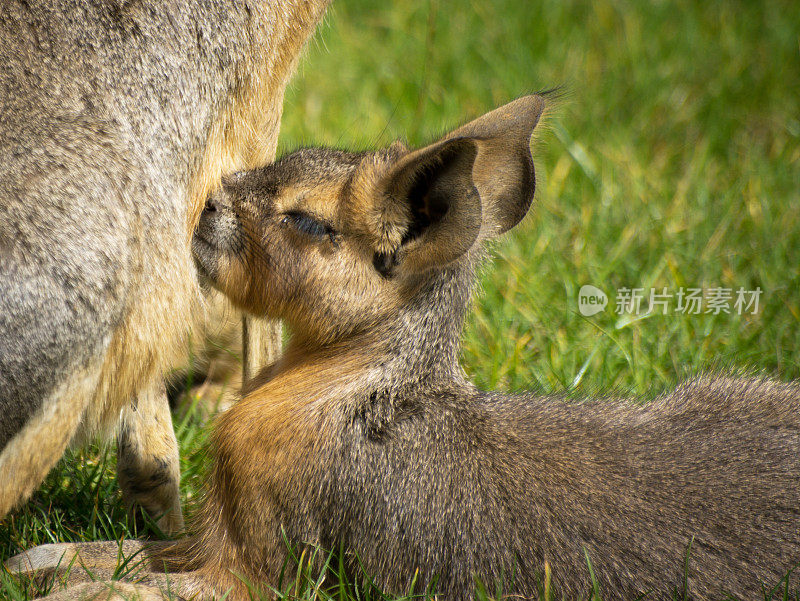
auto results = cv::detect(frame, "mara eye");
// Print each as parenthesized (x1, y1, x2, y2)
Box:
(281, 211, 336, 240)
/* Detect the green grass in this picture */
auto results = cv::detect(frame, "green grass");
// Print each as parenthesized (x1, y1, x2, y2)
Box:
(2, 0, 799, 599)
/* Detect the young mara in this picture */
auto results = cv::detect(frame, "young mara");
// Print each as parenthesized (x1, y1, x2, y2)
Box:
(8, 95, 800, 601)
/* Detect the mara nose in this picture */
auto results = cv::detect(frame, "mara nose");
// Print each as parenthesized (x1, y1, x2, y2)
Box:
(204, 198, 218, 212)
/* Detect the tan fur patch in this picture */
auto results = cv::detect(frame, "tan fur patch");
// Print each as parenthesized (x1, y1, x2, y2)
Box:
(186, 1, 330, 388)
(187, 2, 331, 234)
(347, 154, 411, 253)
(161, 347, 373, 599)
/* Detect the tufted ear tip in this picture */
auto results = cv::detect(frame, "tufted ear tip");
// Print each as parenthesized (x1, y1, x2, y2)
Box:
(445, 94, 546, 235)
(448, 95, 545, 143)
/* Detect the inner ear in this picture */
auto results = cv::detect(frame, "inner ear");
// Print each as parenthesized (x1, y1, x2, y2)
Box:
(403, 144, 466, 243)
(381, 138, 482, 274)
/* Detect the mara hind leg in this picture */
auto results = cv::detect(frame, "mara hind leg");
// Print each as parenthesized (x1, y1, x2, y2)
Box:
(35, 581, 171, 601)
(117, 381, 184, 535)
(0, 367, 184, 535)
(25, 577, 204, 601)
(5, 541, 209, 601)
(5, 541, 162, 583)
(0, 365, 103, 517)
(241, 314, 282, 383)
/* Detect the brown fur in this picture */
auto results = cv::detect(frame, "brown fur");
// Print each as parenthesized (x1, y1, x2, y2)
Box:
(9, 95, 800, 601)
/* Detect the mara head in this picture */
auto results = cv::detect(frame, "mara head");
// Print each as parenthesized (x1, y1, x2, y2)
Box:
(193, 95, 546, 344)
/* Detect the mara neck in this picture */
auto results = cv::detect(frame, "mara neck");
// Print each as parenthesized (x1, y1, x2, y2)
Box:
(251, 255, 480, 401)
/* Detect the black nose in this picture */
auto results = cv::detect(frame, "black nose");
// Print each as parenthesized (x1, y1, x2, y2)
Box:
(204, 198, 218, 212)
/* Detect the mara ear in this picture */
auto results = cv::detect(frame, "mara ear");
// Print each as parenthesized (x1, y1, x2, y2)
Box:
(363, 95, 545, 275)
(374, 137, 482, 274)
(445, 94, 545, 235)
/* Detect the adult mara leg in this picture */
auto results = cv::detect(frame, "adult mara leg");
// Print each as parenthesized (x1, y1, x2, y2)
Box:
(117, 381, 184, 534)
(241, 315, 283, 383)
(0, 127, 134, 516)
(0, 365, 105, 517)
(0, 249, 124, 516)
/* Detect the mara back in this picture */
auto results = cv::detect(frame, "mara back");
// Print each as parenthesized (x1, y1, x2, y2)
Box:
(0, 0, 329, 530)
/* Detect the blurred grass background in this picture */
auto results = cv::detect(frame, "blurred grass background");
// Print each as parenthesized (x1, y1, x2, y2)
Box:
(2, 0, 799, 597)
